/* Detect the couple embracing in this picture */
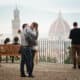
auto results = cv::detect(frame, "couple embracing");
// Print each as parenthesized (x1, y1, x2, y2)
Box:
(20, 22, 39, 78)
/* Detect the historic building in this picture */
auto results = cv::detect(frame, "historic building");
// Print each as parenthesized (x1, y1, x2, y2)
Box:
(38, 12, 71, 63)
(12, 7, 20, 37)
(49, 12, 70, 40)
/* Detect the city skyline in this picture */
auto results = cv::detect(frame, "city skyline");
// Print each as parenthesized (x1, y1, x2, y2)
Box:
(0, 0, 80, 38)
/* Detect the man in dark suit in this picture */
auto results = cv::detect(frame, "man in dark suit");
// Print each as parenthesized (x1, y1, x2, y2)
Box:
(69, 22, 80, 69)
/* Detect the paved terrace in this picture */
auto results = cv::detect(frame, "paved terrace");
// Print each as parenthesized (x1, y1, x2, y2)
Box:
(0, 63, 80, 80)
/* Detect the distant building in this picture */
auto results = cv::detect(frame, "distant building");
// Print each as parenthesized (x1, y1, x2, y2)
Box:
(12, 7, 20, 37)
(49, 12, 70, 40)
(38, 12, 71, 63)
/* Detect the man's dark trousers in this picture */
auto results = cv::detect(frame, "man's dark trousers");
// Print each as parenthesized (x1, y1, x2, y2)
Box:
(20, 46, 35, 76)
(20, 46, 28, 75)
(26, 47, 35, 76)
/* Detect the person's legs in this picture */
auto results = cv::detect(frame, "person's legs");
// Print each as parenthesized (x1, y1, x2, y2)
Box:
(20, 47, 26, 77)
(6, 56, 8, 63)
(31, 50, 35, 74)
(25, 62, 29, 74)
(20, 54, 25, 76)
(71, 46, 77, 68)
(11, 56, 14, 63)
(26, 48, 35, 77)
(24, 47, 35, 77)
(22, 47, 32, 77)
(25, 50, 30, 75)
(77, 47, 80, 68)
(0, 56, 2, 63)
(34, 50, 39, 64)
(27, 49, 32, 76)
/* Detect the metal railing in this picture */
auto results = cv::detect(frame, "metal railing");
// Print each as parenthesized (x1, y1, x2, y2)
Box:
(38, 39, 71, 64)
(0, 39, 72, 64)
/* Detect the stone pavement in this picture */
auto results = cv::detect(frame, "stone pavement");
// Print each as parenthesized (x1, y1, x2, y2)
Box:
(0, 63, 80, 80)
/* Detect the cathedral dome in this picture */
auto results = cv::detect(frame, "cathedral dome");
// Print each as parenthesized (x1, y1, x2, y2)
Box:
(49, 12, 70, 40)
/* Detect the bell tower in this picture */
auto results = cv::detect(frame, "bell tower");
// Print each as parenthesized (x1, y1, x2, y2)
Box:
(12, 6, 20, 37)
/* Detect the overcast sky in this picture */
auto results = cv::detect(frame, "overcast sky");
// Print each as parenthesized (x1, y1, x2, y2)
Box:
(0, 0, 80, 38)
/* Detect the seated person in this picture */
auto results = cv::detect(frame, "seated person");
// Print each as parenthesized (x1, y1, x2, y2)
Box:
(4, 38, 10, 63)
(10, 36, 20, 63)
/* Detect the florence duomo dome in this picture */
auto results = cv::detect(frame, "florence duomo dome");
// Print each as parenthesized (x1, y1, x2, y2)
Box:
(49, 12, 70, 40)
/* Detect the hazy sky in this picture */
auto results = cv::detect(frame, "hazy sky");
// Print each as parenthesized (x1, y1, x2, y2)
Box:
(0, 0, 80, 38)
